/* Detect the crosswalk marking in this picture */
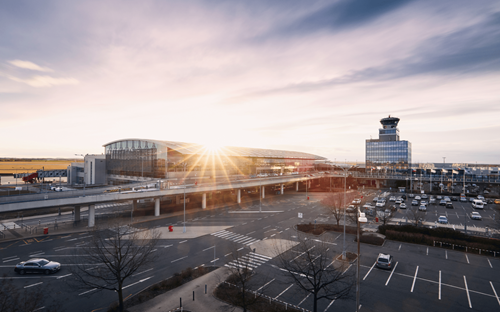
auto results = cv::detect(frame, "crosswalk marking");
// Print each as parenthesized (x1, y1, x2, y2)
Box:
(225, 252, 271, 271)
(211, 230, 260, 245)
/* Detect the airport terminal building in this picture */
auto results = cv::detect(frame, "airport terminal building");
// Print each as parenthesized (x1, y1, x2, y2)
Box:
(71, 139, 327, 185)
(365, 116, 412, 172)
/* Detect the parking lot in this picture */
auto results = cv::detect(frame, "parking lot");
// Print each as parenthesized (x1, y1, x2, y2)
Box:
(246, 231, 500, 312)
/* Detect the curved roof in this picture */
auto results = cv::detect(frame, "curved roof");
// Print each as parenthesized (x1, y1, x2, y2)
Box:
(380, 116, 400, 126)
(103, 139, 326, 160)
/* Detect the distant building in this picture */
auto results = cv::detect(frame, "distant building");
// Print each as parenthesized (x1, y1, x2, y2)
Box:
(365, 116, 412, 172)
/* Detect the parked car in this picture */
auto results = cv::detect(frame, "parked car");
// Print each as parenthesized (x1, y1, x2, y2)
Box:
(436, 195, 442, 200)
(438, 216, 448, 224)
(471, 212, 482, 220)
(408, 194, 415, 198)
(472, 200, 484, 209)
(419, 205, 427, 211)
(460, 197, 467, 202)
(429, 198, 436, 204)
(446, 202, 454, 209)
(412, 200, 419, 206)
(439, 200, 447, 206)
(400, 203, 407, 209)
(420, 200, 428, 206)
(395, 199, 403, 204)
(421, 194, 428, 199)
(14, 258, 61, 275)
(352, 199, 361, 204)
(389, 196, 396, 202)
(415, 196, 421, 200)
(444, 197, 451, 202)
(477, 195, 485, 200)
(451, 196, 458, 201)
(376, 253, 393, 269)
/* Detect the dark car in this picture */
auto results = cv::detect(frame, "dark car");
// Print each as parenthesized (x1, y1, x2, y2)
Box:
(402, 194, 407, 200)
(451, 197, 458, 201)
(446, 202, 454, 209)
(14, 258, 61, 275)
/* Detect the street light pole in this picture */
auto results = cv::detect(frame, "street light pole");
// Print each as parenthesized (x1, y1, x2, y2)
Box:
(259, 178, 262, 213)
(356, 210, 368, 312)
(183, 179, 186, 233)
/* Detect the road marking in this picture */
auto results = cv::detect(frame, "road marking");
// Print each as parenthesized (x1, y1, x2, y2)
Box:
(264, 229, 275, 233)
(123, 276, 153, 290)
(445, 250, 448, 260)
(488, 259, 493, 268)
(161, 245, 173, 248)
(385, 262, 398, 286)
(411, 266, 419, 292)
(298, 293, 311, 306)
(171, 256, 188, 263)
(246, 231, 256, 235)
(398, 244, 402, 251)
(324, 299, 336, 311)
(256, 278, 275, 291)
(224, 253, 232, 257)
(2, 255, 19, 260)
(285, 228, 290, 231)
(57, 273, 73, 279)
(203, 246, 215, 252)
(210, 258, 219, 263)
(237, 247, 244, 251)
(178, 240, 187, 244)
(491, 282, 500, 306)
(3, 258, 20, 263)
(33, 306, 45, 311)
(274, 284, 293, 299)
(426, 247, 429, 255)
(465, 254, 469, 264)
(270, 234, 276, 237)
(439, 271, 441, 300)
(133, 268, 153, 276)
(263, 225, 270, 229)
(464, 276, 472, 308)
(24, 282, 43, 288)
(290, 246, 315, 262)
(363, 262, 377, 280)
(241, 223, 247, 225)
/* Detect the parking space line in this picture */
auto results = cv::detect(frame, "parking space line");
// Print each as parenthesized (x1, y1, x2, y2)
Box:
(385, 262, 398, 286)
(274, 284, 293, 299)
(324, 299, 335, 311)
(439, 271, 441, 300)
(363, 262, 377, 281)
(411, 266, 419, 292)
(298, 293, 311, 306)
(465, 254, 469, 264)
(445, 250, 448, 260)
(256, 278, 275, 292)
(398, 244, 402, 251)
(24, 282, 43, 288)
(490, 282, 500, 306)
(488, 259, 493, 268)
(426, 247, 428, 255)
(464, 276, 472, 308)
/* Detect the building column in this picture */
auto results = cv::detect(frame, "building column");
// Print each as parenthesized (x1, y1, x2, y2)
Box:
(296, 181, 299, 192)
(281, 184, 284, 195)
(176, 195, 181, 205)
(133, 200, 138, 212)
(237, 189, 241, 203)
(376, 180, 380, 189)
(261, 185, 265, 199)
(202, 193, 206, 209)
(155, 198, 160, 217)
(88, 205, 95, 227)
(74, 205, 80, 222)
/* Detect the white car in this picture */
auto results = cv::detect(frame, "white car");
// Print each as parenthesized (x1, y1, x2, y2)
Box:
(352, 199, 361, 204)
(438, 216, 448, 224)
(395, 199, 402, 204)
(420, 200, 428, 206)
(400, 203, 407, 209)
(419, 205, 427, 211)
(471, 212, 482, 220)
(421, 194, 428, 199)
(376, 200, 386, 208)
(389, 196, 396, 202)
(415, 196, 421, 200)
(460, 197, 467, 202)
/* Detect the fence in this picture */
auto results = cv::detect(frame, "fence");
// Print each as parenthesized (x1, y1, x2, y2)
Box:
(433, 240, 499, 257)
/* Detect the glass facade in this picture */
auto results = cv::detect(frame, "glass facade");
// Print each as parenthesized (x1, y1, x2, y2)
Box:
(104, 139, 322, 178)
(366, 141, 411, 170)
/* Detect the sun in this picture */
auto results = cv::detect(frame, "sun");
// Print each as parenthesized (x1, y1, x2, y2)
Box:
(203, 141, 223, 153)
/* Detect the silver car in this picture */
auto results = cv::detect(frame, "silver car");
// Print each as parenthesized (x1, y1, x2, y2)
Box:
(14, 258, 61, 275)
(376, 253, 393, 269)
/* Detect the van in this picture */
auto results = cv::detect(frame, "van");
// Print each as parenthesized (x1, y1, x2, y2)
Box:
(472, 199, 484, 209)
(495, 199, 500, 205)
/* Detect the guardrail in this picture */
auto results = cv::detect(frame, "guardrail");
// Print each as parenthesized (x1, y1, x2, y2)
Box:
(433, 241, 499, 257)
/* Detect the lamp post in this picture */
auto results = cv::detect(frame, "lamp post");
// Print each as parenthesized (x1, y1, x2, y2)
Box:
(340, 163, 355, 259)
(75, 154, 86, 197)
(183, 179, 186, 233)
(259, 178, 262, 213)
(356, 209, 368, 312)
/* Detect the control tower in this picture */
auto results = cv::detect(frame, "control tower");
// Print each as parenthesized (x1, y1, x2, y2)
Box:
(365, 115, 411, 171)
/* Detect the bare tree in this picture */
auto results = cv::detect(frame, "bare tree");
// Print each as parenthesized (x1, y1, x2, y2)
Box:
(69, 222, 160, 312)
(215, 246, 267, 312)
(377, 204, 396, 226)
(321, 192, 359, 226)
(276, 237, 354, 312)
(407, 206, 426, 225)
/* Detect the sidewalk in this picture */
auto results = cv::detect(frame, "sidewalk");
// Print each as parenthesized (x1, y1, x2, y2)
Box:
(128, 266, 242, 312)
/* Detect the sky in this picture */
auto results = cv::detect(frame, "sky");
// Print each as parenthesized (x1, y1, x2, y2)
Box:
(1, 0, 499, 164)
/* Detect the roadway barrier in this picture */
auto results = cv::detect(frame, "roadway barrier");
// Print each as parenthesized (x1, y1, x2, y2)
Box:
(433, 240, 498, 257)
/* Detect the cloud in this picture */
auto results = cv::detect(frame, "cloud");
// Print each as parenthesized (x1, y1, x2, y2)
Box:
(8, 60, 53, 72)
(8, 75, 79, 87)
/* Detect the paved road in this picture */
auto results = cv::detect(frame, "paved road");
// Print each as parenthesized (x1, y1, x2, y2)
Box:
(0, 192, 499, 312)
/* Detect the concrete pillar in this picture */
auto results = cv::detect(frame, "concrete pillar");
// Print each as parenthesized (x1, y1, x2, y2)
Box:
(155, 198, 160, 217)
(296, 181, 299, 192)
(88, 205, 95, 227)
(237, 189, 241, 203)
(281, 184, 284, 195)
(261, 186, 265, 199)
(133, 200, 138, 211)
(176, 195, 181, 205)
(376, 180, 380, 189)
(202, 193, 206, 209)
(74, 205, 80, 222)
